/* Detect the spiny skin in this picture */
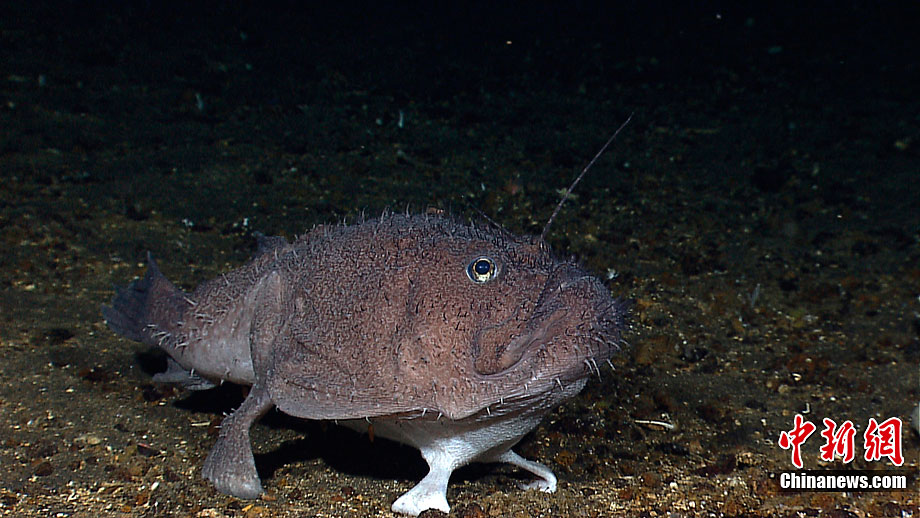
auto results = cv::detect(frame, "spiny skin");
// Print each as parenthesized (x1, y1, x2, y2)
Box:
(103, 212, 627, 515)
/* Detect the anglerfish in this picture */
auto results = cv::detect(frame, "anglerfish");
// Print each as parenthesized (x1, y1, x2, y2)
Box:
(103, 209, 627, 515)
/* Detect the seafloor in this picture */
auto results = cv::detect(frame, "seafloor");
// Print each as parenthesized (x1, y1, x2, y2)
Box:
(0, 2, 917, 517)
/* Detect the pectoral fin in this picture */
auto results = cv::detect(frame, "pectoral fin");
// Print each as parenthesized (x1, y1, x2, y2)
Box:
(153, 357, 217, 391)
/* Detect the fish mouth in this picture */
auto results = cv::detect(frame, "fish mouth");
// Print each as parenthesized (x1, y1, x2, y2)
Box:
(504, 266, 626, 376)
(472, 264, 625, 377)
(471, 311, 566, 376)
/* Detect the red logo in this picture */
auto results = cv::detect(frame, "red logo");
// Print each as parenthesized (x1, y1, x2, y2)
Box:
(778, 414, 816, 468)
(779, 415, 903, 468)
(864, 417, 904, 466)
(819, 418, 856, 463)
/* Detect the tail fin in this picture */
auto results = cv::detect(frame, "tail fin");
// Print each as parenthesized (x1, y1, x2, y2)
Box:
(102, 252, 189, 347)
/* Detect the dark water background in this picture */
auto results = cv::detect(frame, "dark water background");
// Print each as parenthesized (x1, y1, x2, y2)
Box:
(1, 1, 917, 516)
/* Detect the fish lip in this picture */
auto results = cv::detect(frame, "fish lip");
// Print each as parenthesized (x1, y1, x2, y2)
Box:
(470, 301, 566, 375)
(472, 263, 626, 377)
(488, 292, 599, 375)
(528, 266, 627, 360)
(505, 311, 566, 360)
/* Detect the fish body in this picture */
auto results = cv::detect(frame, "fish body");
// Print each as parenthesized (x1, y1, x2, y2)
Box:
(103, 212, 626, 515)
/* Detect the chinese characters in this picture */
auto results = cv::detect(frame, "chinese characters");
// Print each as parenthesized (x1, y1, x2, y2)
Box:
(778, 415, 903, 468)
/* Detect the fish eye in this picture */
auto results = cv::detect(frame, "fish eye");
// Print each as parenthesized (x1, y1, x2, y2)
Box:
(466, 256, 497, 283)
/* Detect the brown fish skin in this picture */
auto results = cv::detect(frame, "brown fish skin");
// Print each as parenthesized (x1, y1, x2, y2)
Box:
(102, 212, 627, 515)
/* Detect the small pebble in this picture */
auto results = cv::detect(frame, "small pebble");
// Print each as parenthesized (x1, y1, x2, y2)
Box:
(76, 433, 102, 446)
(33, 461, 53, 477)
